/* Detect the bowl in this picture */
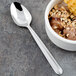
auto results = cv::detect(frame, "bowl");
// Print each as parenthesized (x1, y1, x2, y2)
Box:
(45, 0, 76, 51)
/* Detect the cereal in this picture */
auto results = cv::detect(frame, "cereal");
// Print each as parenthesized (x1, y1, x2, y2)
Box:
(48, 4, 76, 40)
(64, 0, 76, 16)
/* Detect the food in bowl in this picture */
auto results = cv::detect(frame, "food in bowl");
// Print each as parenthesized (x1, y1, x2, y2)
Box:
(64, 0, 76, 16)
(45, 0, 76, 51)
(48, 1, 76, 40)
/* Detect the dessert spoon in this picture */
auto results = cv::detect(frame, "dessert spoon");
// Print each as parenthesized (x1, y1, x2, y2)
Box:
(10, 2, 63, 75)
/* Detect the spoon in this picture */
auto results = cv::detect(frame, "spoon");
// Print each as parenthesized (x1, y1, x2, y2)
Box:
(10, 2, 63, 75)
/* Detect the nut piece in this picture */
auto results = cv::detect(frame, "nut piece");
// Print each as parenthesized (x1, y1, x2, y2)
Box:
(54, 5, 58, 9)
(66, 34, 69, 37)
(70, 15, 74, 18)
(72, 20, 76, 27)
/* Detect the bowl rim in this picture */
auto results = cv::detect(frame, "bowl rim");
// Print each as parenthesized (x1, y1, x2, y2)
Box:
(45, 0, 76, 44)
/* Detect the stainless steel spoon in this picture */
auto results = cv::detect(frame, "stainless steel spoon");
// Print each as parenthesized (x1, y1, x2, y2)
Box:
(10, 2, 63, 75)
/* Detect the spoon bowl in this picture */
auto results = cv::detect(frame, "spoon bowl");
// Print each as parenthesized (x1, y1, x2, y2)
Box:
(10, 2, 32, 27)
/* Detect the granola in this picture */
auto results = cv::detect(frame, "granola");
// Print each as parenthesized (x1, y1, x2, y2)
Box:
(48, 4, 76, 40)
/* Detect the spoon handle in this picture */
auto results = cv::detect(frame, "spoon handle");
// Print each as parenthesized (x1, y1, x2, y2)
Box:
(27, 25, 63, 75)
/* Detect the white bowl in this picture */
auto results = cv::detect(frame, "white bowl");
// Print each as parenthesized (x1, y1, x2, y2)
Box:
(45, 0, 76, 51)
